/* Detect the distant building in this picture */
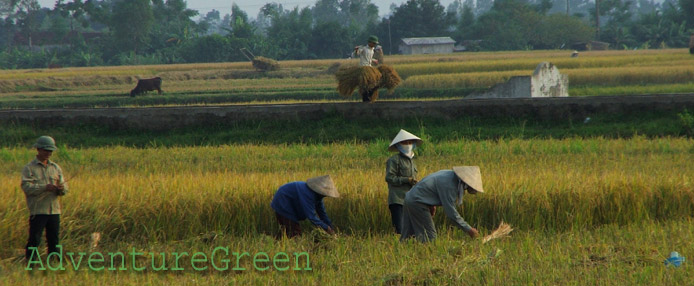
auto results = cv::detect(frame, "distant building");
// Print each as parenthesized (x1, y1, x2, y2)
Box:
(398, 37, 456, 55)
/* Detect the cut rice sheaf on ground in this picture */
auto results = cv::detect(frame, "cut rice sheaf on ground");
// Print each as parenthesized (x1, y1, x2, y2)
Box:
(483, 221, 513, 244)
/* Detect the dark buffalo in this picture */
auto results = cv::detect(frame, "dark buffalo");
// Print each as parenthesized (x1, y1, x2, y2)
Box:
(130, 77, 163, 97)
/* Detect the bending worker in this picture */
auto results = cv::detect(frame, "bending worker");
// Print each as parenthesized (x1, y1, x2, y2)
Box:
(400, 166, 483, 243)
(271, 175, 339, 238)
(385, 129, 422, 234)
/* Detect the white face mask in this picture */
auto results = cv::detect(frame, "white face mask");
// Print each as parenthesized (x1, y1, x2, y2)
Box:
(397, 143, 415, 158)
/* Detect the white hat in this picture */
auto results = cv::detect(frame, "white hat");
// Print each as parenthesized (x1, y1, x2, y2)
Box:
(452, 166, 484, 193)
(306, 175, 340, 198)
(388, 129, 422, 151)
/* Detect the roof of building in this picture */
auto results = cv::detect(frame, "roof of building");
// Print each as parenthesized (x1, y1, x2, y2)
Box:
(400, 37, 456, 46)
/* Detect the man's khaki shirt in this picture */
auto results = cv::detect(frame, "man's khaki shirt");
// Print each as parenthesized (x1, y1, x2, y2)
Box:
(21, 158, 68, 215)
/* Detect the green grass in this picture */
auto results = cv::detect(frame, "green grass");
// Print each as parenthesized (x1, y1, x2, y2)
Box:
(0, 110, 689, 148)
(1, 219, 693, 285)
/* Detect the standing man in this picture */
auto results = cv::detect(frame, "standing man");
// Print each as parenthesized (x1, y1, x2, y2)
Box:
(385, 129, 422, 234)
(271, 175, 339, 238)
(689, 32, 694, 55)
(21, 136, 68, 261)
(353, 36, 380, 102)
(353, 35, 380, 67)
(400, 166, 483, 243)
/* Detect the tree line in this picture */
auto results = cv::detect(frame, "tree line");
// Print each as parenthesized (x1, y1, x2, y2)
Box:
(0, 0, 692, 69)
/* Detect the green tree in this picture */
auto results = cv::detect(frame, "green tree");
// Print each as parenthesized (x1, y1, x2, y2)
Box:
(179, 34, 231, 62)
(388, 0, 453, 41)
(54, 0, 88, 31)
(679, 0, 694, 30)
(150, 0, 200, 50)
(310, 21, 352, 58)
(452, 1, 475, 42)
(535, 13, 594, 49)
(632, 10, 688, 48)
(471, 0, 542, 50)
(313, 0, 340, 24)
(110, 0, 154, 54)
(265, 6, 313, 59)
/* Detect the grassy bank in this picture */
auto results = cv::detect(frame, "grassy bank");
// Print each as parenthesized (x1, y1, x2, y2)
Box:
(1, 109, 691, 148)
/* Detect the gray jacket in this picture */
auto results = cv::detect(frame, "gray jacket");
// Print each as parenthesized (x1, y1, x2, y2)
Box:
(404, 170, 471, 231)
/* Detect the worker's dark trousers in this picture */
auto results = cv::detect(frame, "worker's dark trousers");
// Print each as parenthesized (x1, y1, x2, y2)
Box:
(690, 47, 694, 54)
(361, 88, 376, 102)
(26, 214, 60, 261)
(275, 212, 302, 238)
(389, 204, 404, 234)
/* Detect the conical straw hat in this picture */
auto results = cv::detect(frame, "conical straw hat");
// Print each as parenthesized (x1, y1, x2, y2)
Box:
(306, 175, 340, 198)
(452, 166, 484, 193)
(388, 129, 422, 151)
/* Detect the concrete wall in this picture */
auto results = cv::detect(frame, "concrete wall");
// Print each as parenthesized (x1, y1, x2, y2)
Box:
(398, 44, 454, 55)
(470, 62, 568, 99)
(2, 95, 694, 131)
(531, 62, 568, 98)
(469, 76, 531, 99)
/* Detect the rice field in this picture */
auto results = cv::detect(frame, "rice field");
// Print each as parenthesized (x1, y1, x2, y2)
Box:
(1, 49, 693, 284)
(2, 49, 694, 108)
(1, 137, 693, 284)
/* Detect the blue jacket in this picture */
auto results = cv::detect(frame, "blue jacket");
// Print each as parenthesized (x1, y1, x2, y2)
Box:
(270, 181, 332, 230)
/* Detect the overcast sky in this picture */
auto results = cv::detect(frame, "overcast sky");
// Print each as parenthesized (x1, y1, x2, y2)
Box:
(35, 0, 457, 19)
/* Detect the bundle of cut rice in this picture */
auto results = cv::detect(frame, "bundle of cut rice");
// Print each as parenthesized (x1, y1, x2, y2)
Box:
(252, 56, 280, 71)
(482, 221, 513, 244)
(377, 64, 402, 94)
(335, 65, 381, 97)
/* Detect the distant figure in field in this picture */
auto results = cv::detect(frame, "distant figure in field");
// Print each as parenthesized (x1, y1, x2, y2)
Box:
(690, 33, 694, 55)
(271, 175, 339, 238)
(385, 129, 422, 234)
(571, 50, 579, 57)
(130, 77, 163, 97)
(21, 136, 68, 262)
(400, 166, 483, 243)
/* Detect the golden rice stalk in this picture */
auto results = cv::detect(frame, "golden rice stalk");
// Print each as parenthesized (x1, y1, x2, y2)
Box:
(482, 221, 513, 244)
(90, 232, 102, 250)
(335, 66, 381, 97)
(370, 89, 380, 102)
(252, 56, 280, 71)
(377, 64, 402, 94)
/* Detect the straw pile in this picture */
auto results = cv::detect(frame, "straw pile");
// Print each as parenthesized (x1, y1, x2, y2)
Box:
(482, 221, 513, 244)
(252, 56, 280, 71)
(377, 64, 402, 94)
(335, 65, 381, 97)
